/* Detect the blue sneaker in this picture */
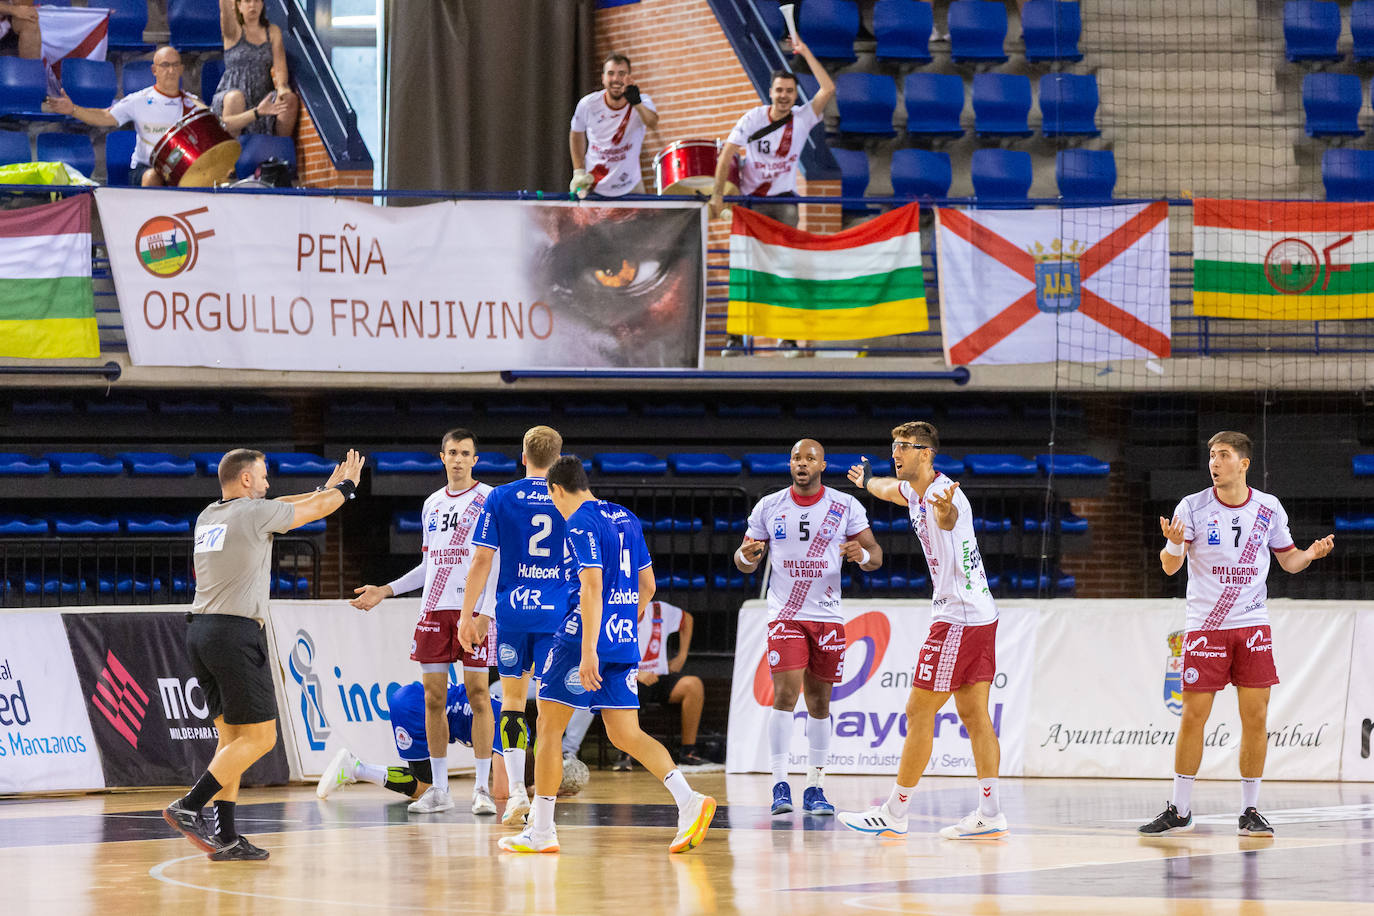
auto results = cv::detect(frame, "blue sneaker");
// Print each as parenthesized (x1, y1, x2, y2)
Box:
(770, 781, 793, 815)
(802, 786, 835, 815)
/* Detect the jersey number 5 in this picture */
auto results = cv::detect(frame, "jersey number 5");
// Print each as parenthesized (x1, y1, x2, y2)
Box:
(529, 513, 553, 557)
(798, 517, 811, 542)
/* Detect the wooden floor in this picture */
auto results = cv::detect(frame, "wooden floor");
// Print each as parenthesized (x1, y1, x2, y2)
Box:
(4, 772, 1374, 914)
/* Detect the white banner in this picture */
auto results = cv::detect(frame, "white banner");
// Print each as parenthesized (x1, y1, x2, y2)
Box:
(95, 189, 706, 372)
(0, 613, 105, 792)
(1341, 611, 1374, 781)
(725, 600, 1036, 776)
(265, 599, 475, 778)
(1025, 600, 1353, 780)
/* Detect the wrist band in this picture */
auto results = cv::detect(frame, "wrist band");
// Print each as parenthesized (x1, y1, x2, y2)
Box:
(1164, 539, 1185, 556)
(335, 480, 356, 500)
(857, 547, 871, 566)
(735, 547, 752, 566)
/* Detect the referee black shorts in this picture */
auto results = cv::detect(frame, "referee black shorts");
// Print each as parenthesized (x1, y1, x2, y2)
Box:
(187, 613, 278, 725)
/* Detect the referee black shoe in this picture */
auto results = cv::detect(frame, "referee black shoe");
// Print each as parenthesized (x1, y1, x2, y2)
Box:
(209, 835, 270, 861)
(1137, 802, 1193, 836)
(1238, 807, 1274, 837)
(163, 799, 222, 853)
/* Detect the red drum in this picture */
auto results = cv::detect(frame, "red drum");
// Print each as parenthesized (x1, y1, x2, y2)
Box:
(654, 139, 740, 196)
(150, 109, 241, 187)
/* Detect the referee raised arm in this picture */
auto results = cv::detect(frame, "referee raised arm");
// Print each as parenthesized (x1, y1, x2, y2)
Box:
(163, 446, 365, 861)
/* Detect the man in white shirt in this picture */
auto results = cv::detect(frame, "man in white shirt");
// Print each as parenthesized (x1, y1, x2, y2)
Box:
(569, 52, 659, 198)
(1139, 430, 1333, 838)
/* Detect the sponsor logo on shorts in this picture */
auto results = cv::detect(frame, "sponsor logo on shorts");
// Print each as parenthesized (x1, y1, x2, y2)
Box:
(1247, 628, 1271, 651)
(626, 669, 638, 693)
(768, 650, 780, 667)
(395, 725, 413, 750)
(499, 643, 518, 667)
(1184, 666, 1199, 684)
(564, 667, 587, 695)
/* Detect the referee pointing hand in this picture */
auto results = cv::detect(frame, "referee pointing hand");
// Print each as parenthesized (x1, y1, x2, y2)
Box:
(163, 447, 365, 861)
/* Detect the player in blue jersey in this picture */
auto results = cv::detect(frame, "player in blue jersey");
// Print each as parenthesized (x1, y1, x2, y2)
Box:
(459, 425, 568, 826)
(498, 456, 716, 855)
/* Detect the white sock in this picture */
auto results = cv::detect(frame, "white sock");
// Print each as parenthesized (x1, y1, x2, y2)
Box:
(530, 795, 556, 833)
(430, 756, 447, 790)
(663, 768, 694, 809)
(355, 762, 386, 786)
(474, 756, 491, 792)
(807, 766, 824, 789)
(1172, 773, 1195, 816)
(886, 783, 916, 818)
(1241, 777, 1261, 813)
(506, 748, 526, 793)
(978, 777, 1000, 817)
(807, 714, 830, 777)
(768, 708, 793, 783)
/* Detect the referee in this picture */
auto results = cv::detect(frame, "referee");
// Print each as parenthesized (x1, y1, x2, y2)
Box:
(163, 447, 365, 860)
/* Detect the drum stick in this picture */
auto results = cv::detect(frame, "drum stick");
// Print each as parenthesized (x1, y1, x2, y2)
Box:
(780, 4, 799, 45)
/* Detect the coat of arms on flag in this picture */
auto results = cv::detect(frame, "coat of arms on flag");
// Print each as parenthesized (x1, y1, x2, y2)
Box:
(935, 202, 1172, 366)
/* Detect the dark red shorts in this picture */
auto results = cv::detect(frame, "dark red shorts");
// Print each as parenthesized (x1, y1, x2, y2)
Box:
(1182, 625, 1278, 692)
(766, 618, 846, 683)
(410, 610, 494, 670)
(913, 620, 997, 693)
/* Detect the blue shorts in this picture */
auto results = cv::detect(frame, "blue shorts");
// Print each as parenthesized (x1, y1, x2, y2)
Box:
(537, 639, 640, 711)
(392, 686, 502, 762)
(496, 626, 558, 679)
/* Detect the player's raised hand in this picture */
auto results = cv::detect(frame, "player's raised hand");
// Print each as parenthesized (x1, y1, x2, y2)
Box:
(339, 448, 365, 485)
(350, 583, 389, 611)
(847, 457, 872, 490)
(1159, 515, 1186, 544)
(928, 481, 960, 522)
(579, 649, 603, 692)
(1307, 533, 1335, 559)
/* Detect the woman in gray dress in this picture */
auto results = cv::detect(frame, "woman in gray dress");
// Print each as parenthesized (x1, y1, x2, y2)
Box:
(212, 0, 298, 138)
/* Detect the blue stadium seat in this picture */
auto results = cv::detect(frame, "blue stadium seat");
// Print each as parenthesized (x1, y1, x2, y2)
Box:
(713, 571, 759, 590)
(46, 452, 122, 476)
(1353, 454, 1374, 475)
(168, 0, 224, 51)
(1057, 149, 1116, 201)
(757, 0, 787, 39)
(266, 452, 334, 475)
(124, 513, 190, 534)
(887, 516, 911, 532)
(874, 0, 933, 63)
(654, 573, 708, 591)
(970, 149, 1033, 205)
(890, 148, 952, 199)
(718, 404, 782, 418)
(1038, 73, 1099, 137)
(1284, 0, 1342, 62)
(744, 453, 791, 475)
(894, 573, 929, 590)
(1057, 573, 1076, 594)
(97, 575, 163, 595)
(373, 451, 443, 474)
(564, 400, 630, 416)
(1303, 73, 1363, 137)
(475, 453, 519, 475)
(36, 133, 95, 177)
(933, 454, 963, 477)
(86, 397, 149, 415)
(53, 513, 120, 535)
(643, 402, 706, 418)
(171, 576, 194, 595)
(121, 64, 155, 96)
(1021, 0, 1082, 62)
(595, 453, 668, 475)
(236, 133, 297, 179)
(903, 73, 965, 137)
(0, 129, 29, 166)
(972, 73, 1033, 138)
(1061, 514, 1089, 533)
(1037, 453, 1109, 476)
(107, 0, 153, 51)
(190, 452, 225, 474)
(835, 73, 897, 137)
(830, 147, 871, 211)
(949, 0, 1008, 63)
(712, 517, 747, 533)
(974, 516, 1013, 533)
(296, 519, 326, 534)
(486, 400, 549, 416)
(668, 453, 742, 475)
(0, 58, 53, 119)
(0, 514, 47, 536)
(119, 452, 197, 476)
(60, 59, 116, 110)
(0, 453, 48, 475)
(794, 402, 860, 418)
(105, 131, 137, 186)
(965, 454, 1037, 476)
(1334, 513, 1374, 531)
(394, 511, 423, 533)
(1323, 148, 1374, 201)
(649, 517, 704, 533)
(201, 56, 225, 103)
(797, 73, 820, 102)
(827, 453, 867, 474)
(25, 576, 87, 596)
(798, 0, 860, 61)
(271, 575, 312, 596)
(1355, 0, 1374, 60)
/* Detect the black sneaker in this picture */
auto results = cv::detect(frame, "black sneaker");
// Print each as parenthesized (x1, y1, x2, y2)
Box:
(1238, 807, 1274, 837)
(209, 835, 270, 861)
(163, 799, 222, 853)
(1137, 802, 1193, 836)
(610, 753, 633, 772)
(679, 750, 712, 768)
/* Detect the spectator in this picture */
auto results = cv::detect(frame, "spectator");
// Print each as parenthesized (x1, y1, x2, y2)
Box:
(0, 1, 39, 59)
(212, 0, 298, 138)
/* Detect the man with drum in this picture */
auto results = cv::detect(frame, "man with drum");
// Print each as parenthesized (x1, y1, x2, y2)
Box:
(47, 45, 286, 186)
(569, 52, 658, 199)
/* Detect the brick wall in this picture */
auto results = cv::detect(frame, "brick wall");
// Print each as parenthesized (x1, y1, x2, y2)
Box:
(294, 103, 371, 192)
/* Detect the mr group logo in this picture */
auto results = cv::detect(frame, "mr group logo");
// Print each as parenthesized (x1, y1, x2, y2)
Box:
(752, 612, 892, 706)
(135, 206, 215, 278)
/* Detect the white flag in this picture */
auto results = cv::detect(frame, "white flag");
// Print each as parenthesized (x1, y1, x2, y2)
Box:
(40, 6, 110, 93)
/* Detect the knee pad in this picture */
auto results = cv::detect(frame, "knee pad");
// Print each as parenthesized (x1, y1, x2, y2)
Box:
(500, 711, 529, 751)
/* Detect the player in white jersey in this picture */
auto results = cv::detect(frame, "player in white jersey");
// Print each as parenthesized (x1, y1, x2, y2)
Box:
(569, 52, 659, 198)
(351, 428, 499, 816)
(838, 421, 1009, 841)
(734, 438, 881, 816)
(1139, 431, 1333, 838)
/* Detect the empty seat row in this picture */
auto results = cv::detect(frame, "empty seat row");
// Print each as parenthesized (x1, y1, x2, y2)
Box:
(1300, 72, 1374, 137)
(0, 128, 293, 185)
(0, 130, 96, 176)
(835, 71, 1098, 138)
(0, 574, 312, 598)
(836, 147, 1115, 204)
(0, 513, 326, 536)
(0, 451, 344, 477)
(1285, 0, 1374, 62)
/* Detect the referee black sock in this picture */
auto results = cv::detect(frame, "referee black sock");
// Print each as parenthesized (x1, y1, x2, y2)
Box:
(182, 771, 223, 811)
(213, 800, 237, 843)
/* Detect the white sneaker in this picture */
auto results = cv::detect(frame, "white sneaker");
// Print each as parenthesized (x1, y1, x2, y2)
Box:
(497, 824, 559, 853)
(408, 785, 455, 814)
(939, 808, 1009, 840)
(471, 786, 498, 816)
(838, 804, 909, 838)
(502, 785, 531, 826)
(315, 747, 359, 799)
(669, 792, 717, 853)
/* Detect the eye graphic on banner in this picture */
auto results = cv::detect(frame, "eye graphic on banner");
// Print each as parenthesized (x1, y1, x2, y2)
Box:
(751, 611, 892, 706)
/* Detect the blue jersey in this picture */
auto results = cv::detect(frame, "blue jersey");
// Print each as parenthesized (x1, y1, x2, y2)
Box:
(472, 477, 568, 634)
(389, 682, 502, 756)
(558, 500, 653, 665)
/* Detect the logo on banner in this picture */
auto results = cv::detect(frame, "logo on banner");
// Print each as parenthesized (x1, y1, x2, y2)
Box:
(1030, 239, 1083, 313)
(752, 612, 892, 706)
(1164, 630, 1185, 715)
(90, 651, 150, 747)
(135, 206, 214, 278)
(288, 629, 331, 752)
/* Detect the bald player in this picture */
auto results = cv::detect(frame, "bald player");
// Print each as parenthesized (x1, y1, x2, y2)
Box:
(733, 438, 882, 816)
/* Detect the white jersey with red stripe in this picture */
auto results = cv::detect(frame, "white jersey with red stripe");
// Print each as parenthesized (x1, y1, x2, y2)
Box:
(746, 485, 870, 623)
(725, 103, 823, 196)
(1175, 486, 1295, 631)
(570, 89, 656, 197)
(638, 599, 684, 675)
(419, 483, 497, 616)
(899, 475, 998, 626)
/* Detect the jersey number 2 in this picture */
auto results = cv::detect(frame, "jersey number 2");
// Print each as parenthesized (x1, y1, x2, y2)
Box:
(529, 514, 553, 557)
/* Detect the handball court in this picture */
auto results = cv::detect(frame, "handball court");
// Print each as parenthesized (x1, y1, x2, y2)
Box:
(4, 772, 1373, 914)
